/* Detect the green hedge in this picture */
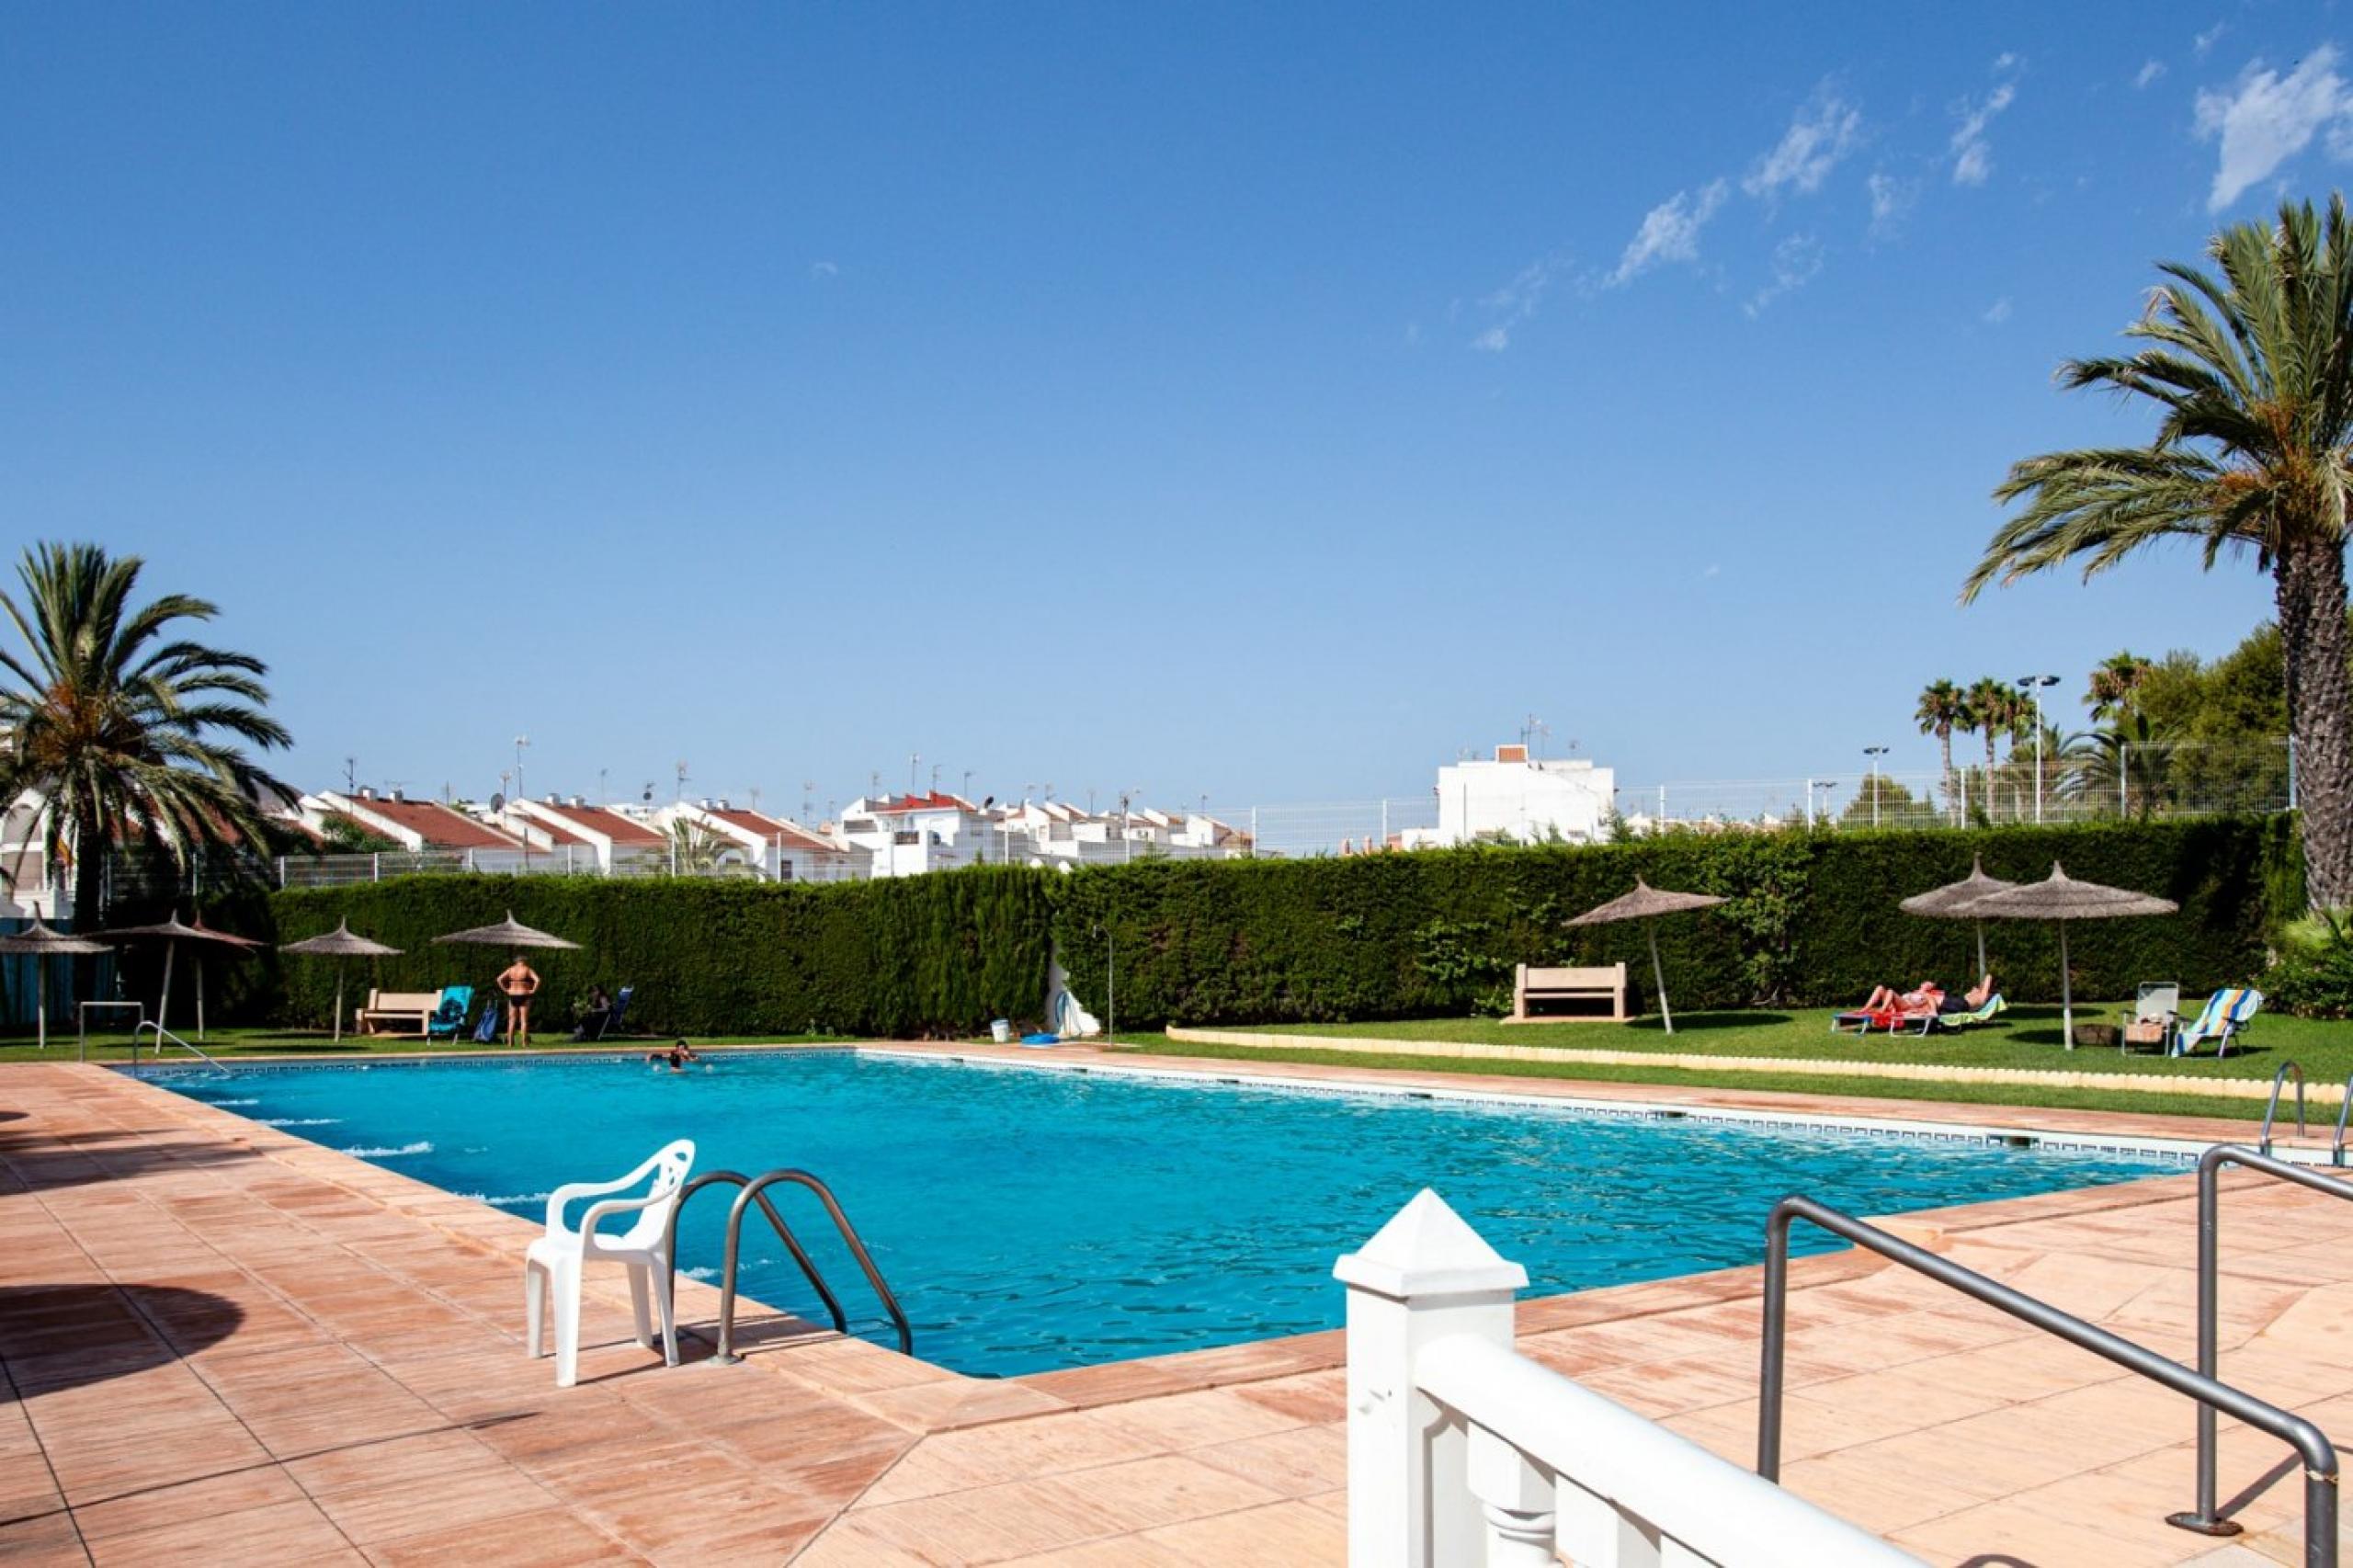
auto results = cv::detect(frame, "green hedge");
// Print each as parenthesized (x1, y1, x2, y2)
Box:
(262, 869, 1052, 1038)
(1050, 819, 2288, 1028)
(250, 819, 2290, 1036)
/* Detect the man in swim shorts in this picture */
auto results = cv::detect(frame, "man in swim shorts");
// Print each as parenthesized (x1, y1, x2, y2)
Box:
(497, 953, 541, 1047)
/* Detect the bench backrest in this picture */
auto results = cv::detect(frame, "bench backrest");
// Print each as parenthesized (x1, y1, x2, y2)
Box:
(365, 989, 443, 1011)
(1520, 964, 1626, 989)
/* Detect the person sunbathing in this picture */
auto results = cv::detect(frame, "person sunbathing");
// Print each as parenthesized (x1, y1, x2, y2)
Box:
(1859, 982, 1945, 1015)
(1941, 974, 1995, 1013)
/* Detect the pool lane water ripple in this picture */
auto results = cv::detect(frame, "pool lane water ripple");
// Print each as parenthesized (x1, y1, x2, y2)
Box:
(159, 1051, 2169, 1377)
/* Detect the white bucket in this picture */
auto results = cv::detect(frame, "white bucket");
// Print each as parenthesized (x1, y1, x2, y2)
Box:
(990, 1019, 1011, 1044)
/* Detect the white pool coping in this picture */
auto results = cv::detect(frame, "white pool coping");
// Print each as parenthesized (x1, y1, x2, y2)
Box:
(857, 1045, 2339, 1169)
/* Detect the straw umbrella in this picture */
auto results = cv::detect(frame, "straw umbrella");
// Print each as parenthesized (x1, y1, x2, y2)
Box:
(433, 911, 579, 1046)
(429, 911, 580, 951)
(1897, 855, 2017, 981)
(0, 920, 109, 1051)
(1565, 878, 1726, 1035)
(98, 914, 263, 1045)
(1957, 863, 2177, 1049)
(279, 919, 404, 1043)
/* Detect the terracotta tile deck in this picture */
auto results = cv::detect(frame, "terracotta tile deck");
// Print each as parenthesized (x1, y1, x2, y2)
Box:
(0, 1051, 2347, 1563)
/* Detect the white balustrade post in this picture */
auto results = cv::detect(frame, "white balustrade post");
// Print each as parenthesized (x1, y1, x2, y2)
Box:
(1466, 1426, 1557, 1566)
(1334, 1189, 1529, 1568)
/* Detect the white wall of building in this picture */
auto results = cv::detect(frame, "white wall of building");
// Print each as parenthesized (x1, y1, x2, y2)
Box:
(1433, 750, 1617, 846)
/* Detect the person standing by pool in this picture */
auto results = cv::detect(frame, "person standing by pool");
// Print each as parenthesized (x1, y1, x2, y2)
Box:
(497, 954, 541, 1046)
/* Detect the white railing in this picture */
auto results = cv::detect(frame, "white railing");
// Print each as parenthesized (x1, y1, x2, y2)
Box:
(1335, 1190, 1916, 1567)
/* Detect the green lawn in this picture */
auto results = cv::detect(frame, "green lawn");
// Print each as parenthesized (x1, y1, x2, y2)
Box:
(1109, 1030, 2347, 1125)
(1218, 1006, 2353, 1083)
(1097, 1003, 2353, 1127)
(0, 1028, 855, 1064)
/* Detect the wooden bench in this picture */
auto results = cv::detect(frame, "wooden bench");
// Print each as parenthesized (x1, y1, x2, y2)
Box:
(1506, 963, 1628, 1023)
(356, 989, 442, 1038)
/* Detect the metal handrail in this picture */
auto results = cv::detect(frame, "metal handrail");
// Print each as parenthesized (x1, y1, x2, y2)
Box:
(667, 1170, 850, 1339)
(2172, 1145, 2353, 1540)
(2263, 1060, 2307, 1155)
(1760, 1196, 2337, 1567)
(717, 1171, 912, 1359)
(2334, 1074, 2351, 1168)
(133, 1021, 222, 1070)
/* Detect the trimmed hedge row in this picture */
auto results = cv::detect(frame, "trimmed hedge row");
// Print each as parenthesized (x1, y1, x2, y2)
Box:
(262, 869, 1052, 1038)
(1049, 818, 2292, 1027)
(250, 819, 2292, 1036)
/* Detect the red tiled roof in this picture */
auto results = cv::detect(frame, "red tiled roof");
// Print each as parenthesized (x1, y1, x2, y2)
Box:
(533, 801, 665, 846)
(517, 814, 596, 848)
(869, 791, 976, 816)
(356, 797, 526, 851)
(707, 808, 844, 856)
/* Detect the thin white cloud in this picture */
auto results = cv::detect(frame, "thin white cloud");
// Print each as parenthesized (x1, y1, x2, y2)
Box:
(1867, 171, 1920, 237)
(1743, 88, 1863, 199)
(1950, 81, 2018, 186)
(1608, 179, 1730, 286)
(1983, 296, 2013, 324)
(2194, 23, 2227, 58)
(2135, 59, 2166, 90)
(1465, 256, 1563, 351)
(1745, 233, 1825, 317)
(2194, 45, 2353, 210)
(810, 260, 839, 279)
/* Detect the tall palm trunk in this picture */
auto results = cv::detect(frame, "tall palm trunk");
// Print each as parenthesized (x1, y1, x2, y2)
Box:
(69, 812, 106, 997)
(2278, 535, 2353, 908)
(1938, 728, 1956, 824)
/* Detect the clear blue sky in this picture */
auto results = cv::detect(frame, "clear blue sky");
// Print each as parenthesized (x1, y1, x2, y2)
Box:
(4, 4, 2346, 812)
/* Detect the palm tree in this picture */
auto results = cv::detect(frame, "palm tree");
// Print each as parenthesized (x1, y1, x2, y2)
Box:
(1965, 198, 2353, 906)
(0, 543, 290, 966)
(1915, 679, 1967, 822)
(665, 819, 749, 876)
(1964, 676, 2013, 766)
(2086, 651, 2153, 723)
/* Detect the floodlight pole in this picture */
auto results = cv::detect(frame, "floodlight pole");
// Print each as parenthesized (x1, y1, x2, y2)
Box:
(1863, 747, 1888, 828)
(2017, 676, 2057, 824)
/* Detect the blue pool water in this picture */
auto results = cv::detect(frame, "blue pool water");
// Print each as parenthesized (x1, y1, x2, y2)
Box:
(154, 1051, 2171, 1376)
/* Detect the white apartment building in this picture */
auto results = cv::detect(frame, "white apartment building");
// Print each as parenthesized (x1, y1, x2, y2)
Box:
(1424, 744, 1618, 846)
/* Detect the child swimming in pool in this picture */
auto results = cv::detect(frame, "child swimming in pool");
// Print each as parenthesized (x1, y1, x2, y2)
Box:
(645, 1040, 700, 1073)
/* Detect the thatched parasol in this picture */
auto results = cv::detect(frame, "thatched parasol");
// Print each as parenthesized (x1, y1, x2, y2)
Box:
(1956, 863, 2177, 1049)
(430, 911, 580, 950)
(279, 919, 404, 1043)
(1897, 856, 2018, 981)
(1565, 878, 1727, 1035)
(0, 920, 109, 1051)
(99, 914, 263, 1044)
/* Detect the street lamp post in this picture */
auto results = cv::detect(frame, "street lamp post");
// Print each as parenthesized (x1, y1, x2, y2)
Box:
(1862, 746, 1889, 828)
(2017, 676, 2059, 824)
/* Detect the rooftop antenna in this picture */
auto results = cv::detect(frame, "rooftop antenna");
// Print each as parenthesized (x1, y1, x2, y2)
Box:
(930, 762, 942, 793)
(961, 768, 974, 801)
(675, 760, 689, 801)
(870, 768, 881, 798)
(343, 755, 358, 792)
(642, 780, 655, 804)
(749, 785, 762, 812)
(908, 752, 921, 793)
(802, 780, 816, 821)
(597, 767, 608, 805)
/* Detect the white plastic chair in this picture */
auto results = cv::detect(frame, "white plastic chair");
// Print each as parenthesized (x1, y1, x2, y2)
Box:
(525, 1139, 695, 1388)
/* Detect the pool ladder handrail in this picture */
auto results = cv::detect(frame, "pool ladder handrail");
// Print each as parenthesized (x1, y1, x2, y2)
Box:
(2261, 1059, 2306, 1156)
(664, 1168, 914, 1360)
(1761, 1194, 2338, 1566)
(131, 1020, 223, 1072)
(2334, 1072, 2352, 1168)
(2173, 1144, 2353, 1539)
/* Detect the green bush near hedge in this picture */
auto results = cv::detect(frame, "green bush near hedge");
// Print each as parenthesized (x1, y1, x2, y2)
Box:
(249, 819, 2291, 1036)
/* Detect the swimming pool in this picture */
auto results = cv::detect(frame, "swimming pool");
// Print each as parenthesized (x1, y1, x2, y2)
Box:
(155, 1051, 2173, 1377)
